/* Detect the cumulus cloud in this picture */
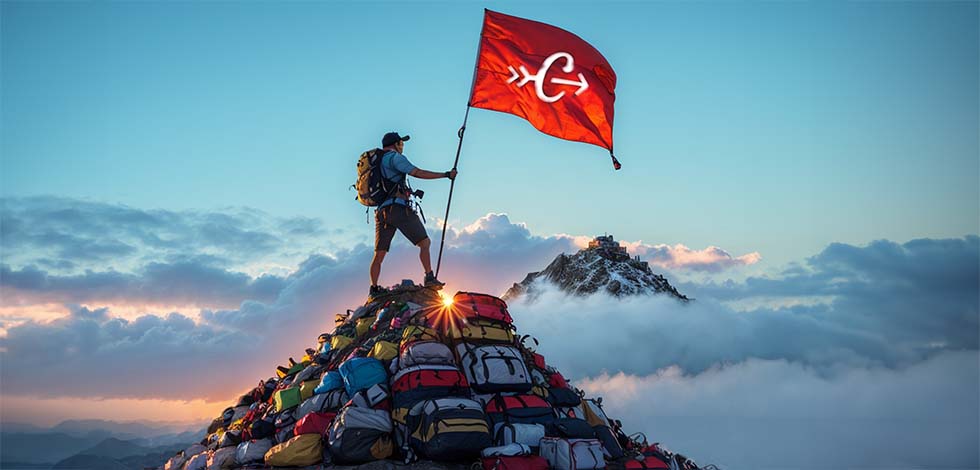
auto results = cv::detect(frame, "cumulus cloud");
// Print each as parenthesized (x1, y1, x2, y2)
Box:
(2, 200, 759, 311)
(0, 211, 596, 400)
(0, 305, 249, 400)
(2, 194, 976, 453)
(679, 236, 980, 351)
(512, 287, 907, 378)
(421, 213, 582, 295)
(512, 238, 978, 378)
(506, 236, 978, 469)
(0, 248, 371, 400)
(577, 351, 979, 470)
(0, 197, 340, 310)
(0, 196, 326, 274)
(1, 262, 287, 308)
(437, 215, 761, 278)
(633, 243, 762, 272)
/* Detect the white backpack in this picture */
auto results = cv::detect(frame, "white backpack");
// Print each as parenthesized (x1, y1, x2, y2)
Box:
(235, 438, 273, 465)
(481, 443, 533, 457)
(456, 344, 531, 393)
(399, 341, 456, 369)
(539, 437, 605, 470)
(494, 422, 546, 449)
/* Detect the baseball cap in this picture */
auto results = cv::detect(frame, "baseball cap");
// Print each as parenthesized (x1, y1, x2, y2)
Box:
(382, 132, 410, 147)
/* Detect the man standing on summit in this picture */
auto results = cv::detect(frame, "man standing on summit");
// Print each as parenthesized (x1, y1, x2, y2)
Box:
(369, 132, 457, 298)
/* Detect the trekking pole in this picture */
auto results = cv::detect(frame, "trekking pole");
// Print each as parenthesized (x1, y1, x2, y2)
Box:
(435, 105, 471, 279)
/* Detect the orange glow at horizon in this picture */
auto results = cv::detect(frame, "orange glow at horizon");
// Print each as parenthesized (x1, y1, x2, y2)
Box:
(0, 302, 214, 324)
(0, 394, 229, 427)
(0, 303, 72, 323)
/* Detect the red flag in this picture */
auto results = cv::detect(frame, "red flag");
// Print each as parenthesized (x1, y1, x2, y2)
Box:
(470, 9, 620, 169)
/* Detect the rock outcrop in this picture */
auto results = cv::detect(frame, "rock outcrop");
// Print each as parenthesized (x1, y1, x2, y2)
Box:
(504, 235, 689, 301)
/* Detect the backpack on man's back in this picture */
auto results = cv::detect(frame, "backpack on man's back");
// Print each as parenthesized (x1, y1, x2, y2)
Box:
(355, 149, 396, 207)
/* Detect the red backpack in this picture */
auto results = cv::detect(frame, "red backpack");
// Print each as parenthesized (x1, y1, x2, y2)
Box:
(391, 365, 470, 408)
(453, 292, 514, 324)
(485, 394, 555, 427)
(293, 412, 336, 436)
(391, 366, 469, 393)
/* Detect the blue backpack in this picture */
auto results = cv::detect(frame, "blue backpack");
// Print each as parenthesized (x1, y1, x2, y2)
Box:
(339, 357, 388, 397)
(314, 370, 343, 395)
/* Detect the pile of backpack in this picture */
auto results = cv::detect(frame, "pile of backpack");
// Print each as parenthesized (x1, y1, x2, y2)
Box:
(162, 285, 713, 470)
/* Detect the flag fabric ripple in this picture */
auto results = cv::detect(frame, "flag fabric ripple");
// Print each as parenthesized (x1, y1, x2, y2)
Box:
(470, 10, 618, 161)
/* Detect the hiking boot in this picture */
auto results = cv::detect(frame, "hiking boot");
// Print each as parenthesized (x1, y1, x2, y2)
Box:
(423, 271, 445, 289)
(369, 285, 389, 299)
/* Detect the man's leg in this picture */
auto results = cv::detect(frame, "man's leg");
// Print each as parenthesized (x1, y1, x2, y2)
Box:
(416, 238, 432, 274)
(416, 237, 443, 287)
(370, 250, 386, 286)
(373, 207, 396, 289)
(391, 205, 442, 286)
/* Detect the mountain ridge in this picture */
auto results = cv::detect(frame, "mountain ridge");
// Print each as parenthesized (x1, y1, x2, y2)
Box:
(0, 423, 197, 469)
(503, 235, 689, 301)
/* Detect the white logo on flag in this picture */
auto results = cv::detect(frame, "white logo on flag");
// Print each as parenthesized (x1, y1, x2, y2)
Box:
(506, 52, 589, 103)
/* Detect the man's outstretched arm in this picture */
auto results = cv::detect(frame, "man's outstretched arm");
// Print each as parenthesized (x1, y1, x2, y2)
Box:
(410, 168, 457, 180)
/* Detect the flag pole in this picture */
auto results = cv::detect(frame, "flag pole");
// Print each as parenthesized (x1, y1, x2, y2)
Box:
(434, 105, 470, 279)
(435, 10, 487, 279)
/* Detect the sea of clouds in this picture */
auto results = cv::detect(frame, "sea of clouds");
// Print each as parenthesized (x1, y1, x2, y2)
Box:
(1, 197, 976, 469)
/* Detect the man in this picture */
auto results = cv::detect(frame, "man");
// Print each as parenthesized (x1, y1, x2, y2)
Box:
(370, 131, 457, 298)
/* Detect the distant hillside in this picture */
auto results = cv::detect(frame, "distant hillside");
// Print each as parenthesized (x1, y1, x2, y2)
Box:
(0, 432, 106, 466)
(52, 454, 129, 470)
(77, 437, 154, 459)
(51, 437, 189, 470)
(0, 422, 49, 433)
(0, 426, 194, 468)
(52, 419, 202, 439)
(132, 429, 203, 448)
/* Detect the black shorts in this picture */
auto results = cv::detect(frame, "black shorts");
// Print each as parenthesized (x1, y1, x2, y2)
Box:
(375, 204, 428, 252)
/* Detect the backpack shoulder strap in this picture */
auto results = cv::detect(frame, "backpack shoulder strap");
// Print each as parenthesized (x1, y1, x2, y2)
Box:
(376, 149, 390, 179)
(379, 150, 409, 191)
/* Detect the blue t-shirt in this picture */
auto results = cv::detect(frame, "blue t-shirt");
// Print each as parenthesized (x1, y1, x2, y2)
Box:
(379, 150, 418, 208)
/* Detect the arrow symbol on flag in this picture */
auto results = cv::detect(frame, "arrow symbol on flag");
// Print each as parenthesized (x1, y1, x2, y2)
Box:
(550, 73, 589, 96)
(507, 65, 536, 87)
(505, 52, 589, 103)
(506, 66, 520, 84)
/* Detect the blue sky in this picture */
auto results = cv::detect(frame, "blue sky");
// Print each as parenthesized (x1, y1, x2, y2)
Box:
(3, 1, 977, 269)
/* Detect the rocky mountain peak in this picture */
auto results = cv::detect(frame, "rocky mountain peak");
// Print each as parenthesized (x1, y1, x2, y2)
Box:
(503, 234, 689, 301)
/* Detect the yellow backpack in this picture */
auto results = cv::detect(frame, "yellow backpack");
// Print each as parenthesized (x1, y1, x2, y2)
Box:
(447, 319, 515, 344)
(401, 325, 441, 345)
(264, 433, 322, 467)
(356, 315, 376, 338)
(331, 335, 353, 351)
(299, 379, 319, 400)
(368, 341, 398, 361)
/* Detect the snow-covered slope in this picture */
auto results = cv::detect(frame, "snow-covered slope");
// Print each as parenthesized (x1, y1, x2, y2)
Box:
(503, 237, 688, 301)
